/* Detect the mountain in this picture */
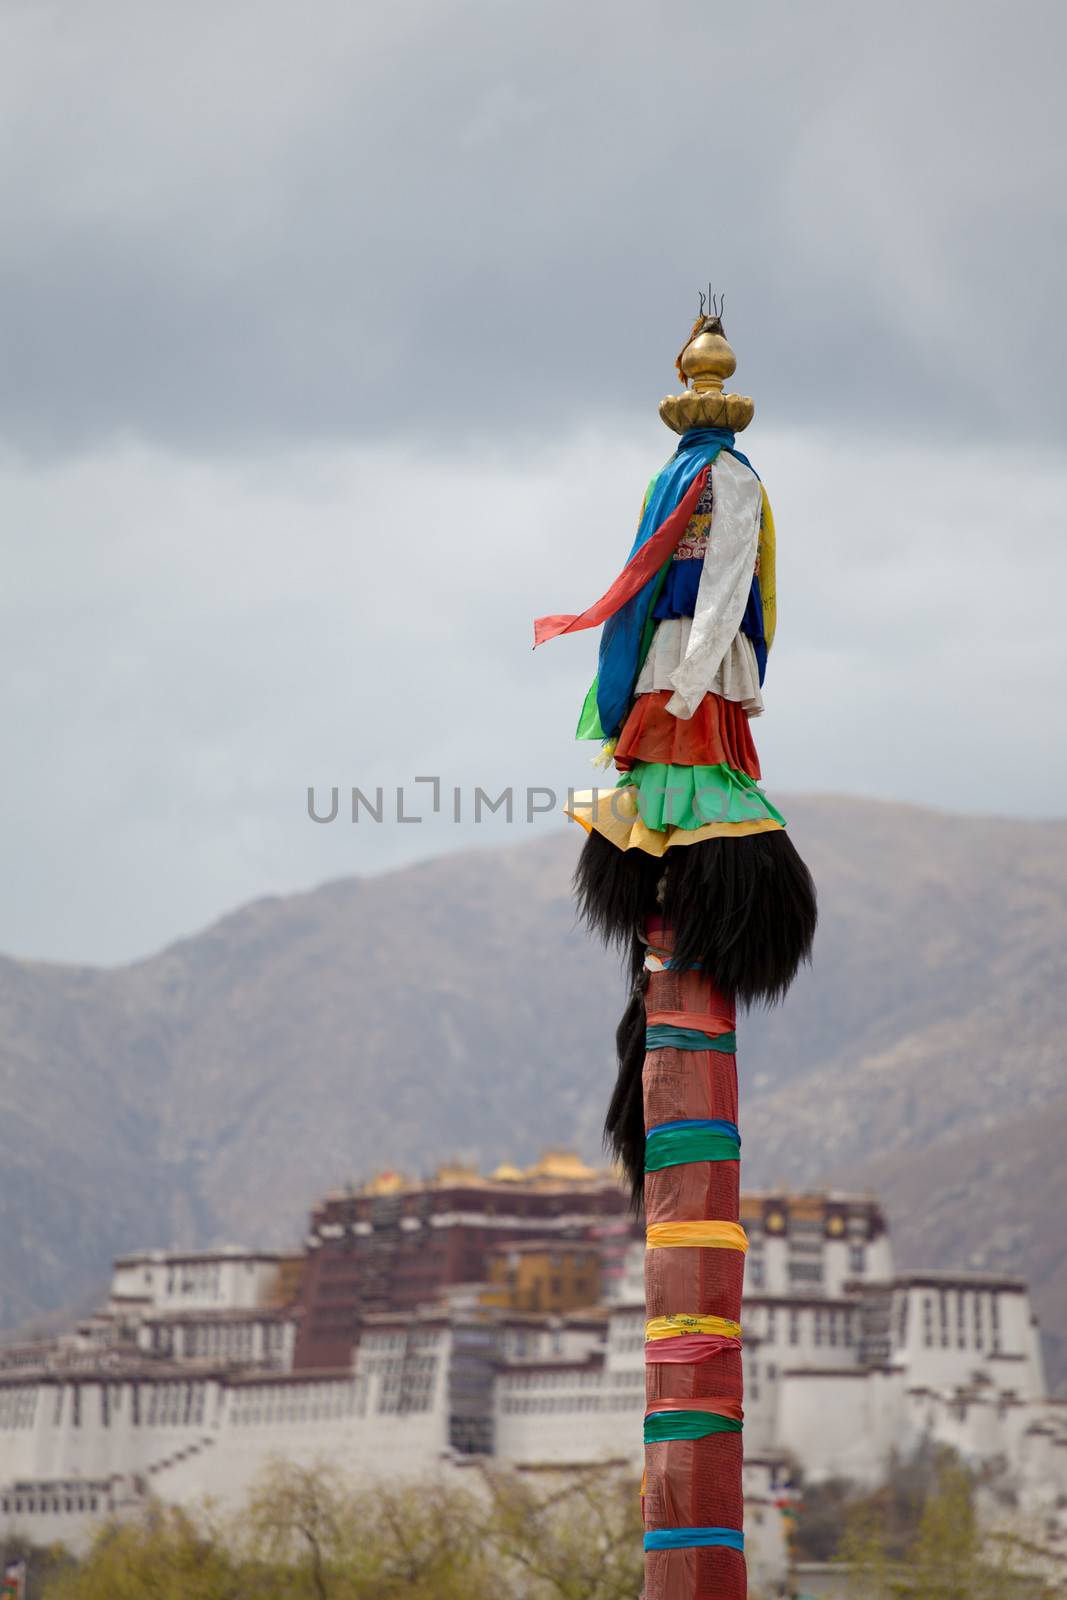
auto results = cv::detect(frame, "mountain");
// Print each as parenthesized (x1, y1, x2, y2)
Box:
(2, 798, 1065, 1381)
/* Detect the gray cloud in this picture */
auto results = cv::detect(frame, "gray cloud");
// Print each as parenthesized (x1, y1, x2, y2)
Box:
(2, 425, 1063, 962)
(1, 0, 1064, 456)
(1, 0, 1065, 966)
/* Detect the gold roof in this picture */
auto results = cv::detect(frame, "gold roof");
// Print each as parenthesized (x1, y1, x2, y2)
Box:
(361, 1170, 408, 1196)
(524, 1149, 598, 1182)
(433, 1162, 488, 1187)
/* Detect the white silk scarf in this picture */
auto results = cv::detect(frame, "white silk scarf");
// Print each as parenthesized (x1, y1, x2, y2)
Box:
(665, 451, 762, 721)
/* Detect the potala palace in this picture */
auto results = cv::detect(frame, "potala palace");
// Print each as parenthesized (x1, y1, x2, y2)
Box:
(1, 1153, 1064, 1588)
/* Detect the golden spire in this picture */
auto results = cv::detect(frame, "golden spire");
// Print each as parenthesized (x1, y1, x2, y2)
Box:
(659, 298, 755, 435)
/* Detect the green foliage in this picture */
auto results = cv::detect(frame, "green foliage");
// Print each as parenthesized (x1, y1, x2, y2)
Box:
(37, 1455, 1065, 1600)
(480, 1467, 644, 1600)
(837, 1501, 893, 1600)
(43, 1506, 245, 1600)
(824, 1452, 1064, 1600)
(40, 1461, 643, 1600)
(793, 1441, 951, 1565)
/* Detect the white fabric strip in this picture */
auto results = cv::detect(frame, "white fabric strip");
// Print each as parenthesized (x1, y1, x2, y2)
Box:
(665, 451, 763, 720)
(634, 619, 763, 715)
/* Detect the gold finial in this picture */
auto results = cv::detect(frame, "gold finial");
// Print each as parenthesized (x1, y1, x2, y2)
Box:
(659, 292, 755, 435)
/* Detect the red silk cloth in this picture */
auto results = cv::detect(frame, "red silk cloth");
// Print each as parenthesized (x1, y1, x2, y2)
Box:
(532, 469, 711, 646)
(646, 1396, 744, 1421)
(615, 689, 761, 779)
(645, 1008, 736, 1038)
(643, 922, 747, 1600)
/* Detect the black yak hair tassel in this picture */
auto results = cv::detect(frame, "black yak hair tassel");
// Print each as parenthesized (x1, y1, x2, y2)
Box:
(602, 934, 649, 1212)
(662, 830, 817, 1006)
(575, 827, 817, 1006)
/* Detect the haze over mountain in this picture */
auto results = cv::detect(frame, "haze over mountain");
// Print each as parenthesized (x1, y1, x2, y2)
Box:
(3, 797, 1065, 1382)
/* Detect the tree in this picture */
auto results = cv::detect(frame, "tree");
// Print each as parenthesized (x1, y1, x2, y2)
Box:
(237, 1461, 495, 1600)
(43, 1505, 246, 1600)
(837, 1500, 894, 1600)
(481, 1466, 644, 1600)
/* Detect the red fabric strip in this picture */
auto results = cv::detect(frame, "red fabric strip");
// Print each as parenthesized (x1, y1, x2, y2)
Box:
(615, 689, 762, 778)
(644, 1334, 741, 1364)
(645, 1396, 744, 1421)
(532, 469, 710, 646)
(644, 952, 736, 1030)
(645, 1008, 736, 1038)
(645, 1545, 747, 1600)
(644, 1159, 740, 1228)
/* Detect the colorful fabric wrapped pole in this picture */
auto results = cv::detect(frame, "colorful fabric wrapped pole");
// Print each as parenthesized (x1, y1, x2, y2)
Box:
(535, 307, 817, 1600)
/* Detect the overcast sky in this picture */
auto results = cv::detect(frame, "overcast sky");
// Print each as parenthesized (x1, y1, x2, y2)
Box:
(2, 0, 1065, 964)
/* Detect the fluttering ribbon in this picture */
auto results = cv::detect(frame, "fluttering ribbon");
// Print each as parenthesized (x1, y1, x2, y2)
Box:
(646, 1220, 748, 1251)
(533, 465, 714, 649)
(644, 1527, 745, 1552)
(645, 1118, 741, 1170)
(645, 1025, 737, 1053)
(644, 1411, 743, 1442)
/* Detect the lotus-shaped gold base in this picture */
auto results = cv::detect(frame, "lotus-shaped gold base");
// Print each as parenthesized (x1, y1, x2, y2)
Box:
(659, 389, 755, 434)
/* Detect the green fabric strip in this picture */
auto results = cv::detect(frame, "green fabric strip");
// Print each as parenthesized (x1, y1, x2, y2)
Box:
(575, 676, 604, 741)
(646, 1026, 737, 1053)
(621, 762, 786, 831)
(574, 561, 673, 743)
(644, 1412, 743, 1443)
(645, 1128, 741, 1171)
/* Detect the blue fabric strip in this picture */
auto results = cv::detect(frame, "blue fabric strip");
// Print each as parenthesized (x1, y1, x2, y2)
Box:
(644, 1527, 745, 1552)
(740, 575, 767, 685)
(652, 553, 704, 620)
(647, 1118, 741, 1144)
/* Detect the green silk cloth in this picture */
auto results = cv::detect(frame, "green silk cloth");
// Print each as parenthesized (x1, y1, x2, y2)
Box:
(644, 1411, 743, 1443)
(621, 760, 785, 831)
(645, 1127, 741, 1171)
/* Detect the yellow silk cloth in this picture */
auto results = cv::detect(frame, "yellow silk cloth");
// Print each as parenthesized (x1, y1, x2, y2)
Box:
(645, 1314, 742, 1342)
(566, 786, 782, 856)
(646, 1220, 748, 1252)
(758, 486, 776, 653)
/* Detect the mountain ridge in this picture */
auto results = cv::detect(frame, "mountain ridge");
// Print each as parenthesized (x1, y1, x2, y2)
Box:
(2, 797, 1064, 1384)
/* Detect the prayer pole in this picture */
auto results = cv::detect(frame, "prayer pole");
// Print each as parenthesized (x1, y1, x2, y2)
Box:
(536, 300, 816, 1600)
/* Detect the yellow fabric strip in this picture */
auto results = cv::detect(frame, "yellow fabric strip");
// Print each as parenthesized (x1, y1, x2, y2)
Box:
(566, 787, 783, 856)
(646, 1220, 749, 1252)
(758, 485, 777, 653)
(645, 1314, 742, 1342)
